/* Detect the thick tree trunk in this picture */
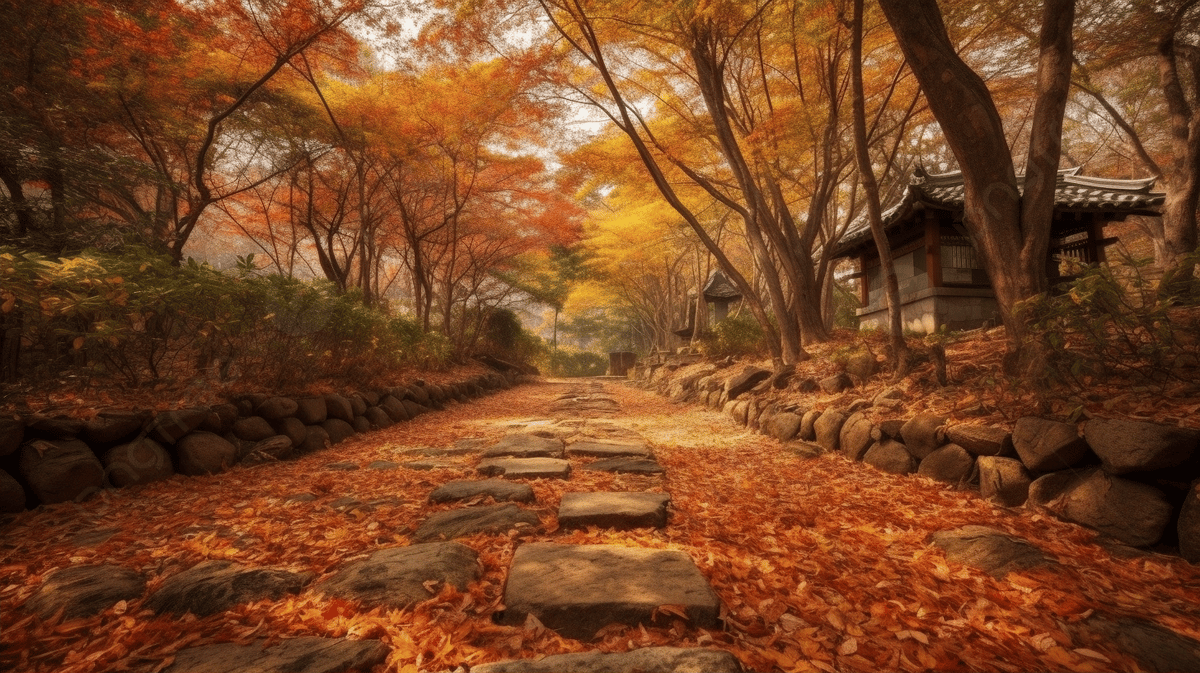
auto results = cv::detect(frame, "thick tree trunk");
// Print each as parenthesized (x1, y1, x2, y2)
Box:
(1156, 28, 1200, 281)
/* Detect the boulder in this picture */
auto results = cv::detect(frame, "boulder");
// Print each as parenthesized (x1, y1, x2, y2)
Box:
(819, 372, 853, 394)
(1012, 417, 1089, 472)
(1083, 418, 1200, 475)
(199, 404, 238, 435)
(351, 416, 371, 434)
(1070, 615, 1200, 673)
(863, 440, 916, 475)
(323, 394, 354, 423)
(472, 648, 744, 673)
(26, 565, 146, 620)
(146, 560, 313, 617)
(175, 432, 238, 476)
(877, 419, 906, 440)
(1028, 468, 1172, 547)
(379, 396, 408, 423)
(102, 438, 174, 487)
(918, 444, 975, 485)
(724, 366, 771, 399)
(0, 415, 23, 457)
(322, 418, 355, 445)
(255, 396, 298, 421)
(148, 409, 209, 445)
(428, 479, 536, 504)
(413, 503, 540, 542)
(361, 391, 380, 406)
(945, 424, 1013, 457)
(347, 394, 368, 417)
(19, 439, 105, 504)
(273, 416, 308, 447)
(294, 397, 327, 425)
(900, 414, 946, 460)
(845, 351, 878, 380)
(232, 416, 275, 443)
(163, 637, 387, 673)
(873, 388, 905, 409)
(363, 407, 393, 430)
(0, 469, 26, 512)
(1181, 483, 1200, 563)
(406, 384, 432, 406)
(839, 412, 874, 462)
(977, 456, 1031, 507)
(401, 399, 427, 419)
(765, 412, 803, 442)
(930, 525, 1053, 578)
(317, 542, 480, 610)
(297, 426, 330, 454)
(800, 410, 821, 441)
(83, 411, 146, 446)
(813, 410, 847, 452)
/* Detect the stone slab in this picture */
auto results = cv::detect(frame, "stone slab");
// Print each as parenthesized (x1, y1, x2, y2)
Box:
(558, 492, 669, 530)
(473, 647, 743, 673)
(499, 543, 720, 640)
(930, 525, 1054, 578)
(401, 459, 458, 470)
(478, 457, 571, 480)
(317, 542, 479, 610)
(565, 441, 651, 459)
(483, 434, 565, 459)
(26, 564, 146, 620)
(584, 458, 665, 475)
(429, 479, 536, 504)
(415, 503, 540, 542)
(146, 560, 313, 617)
(163, 637, 387, 673)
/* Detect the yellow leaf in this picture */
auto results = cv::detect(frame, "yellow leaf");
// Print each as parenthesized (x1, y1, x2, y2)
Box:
(1, 293, 14, 313)
(837, 636, 858, 656)
(72, 336, 84, 350)
(1073, 648, 1111, 663)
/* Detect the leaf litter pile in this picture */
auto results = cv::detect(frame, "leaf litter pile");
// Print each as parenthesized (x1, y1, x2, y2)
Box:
(3, 380, 1200, 673)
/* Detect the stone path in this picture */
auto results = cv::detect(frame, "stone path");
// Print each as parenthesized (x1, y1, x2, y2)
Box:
(11, 377, 1200, 673)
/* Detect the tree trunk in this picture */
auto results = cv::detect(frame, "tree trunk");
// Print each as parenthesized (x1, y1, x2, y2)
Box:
(851, 0, 908, 376)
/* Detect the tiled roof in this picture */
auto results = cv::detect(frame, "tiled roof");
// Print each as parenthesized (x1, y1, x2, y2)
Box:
(702, 269, 741, 301)
(833, 166, 1165, 257)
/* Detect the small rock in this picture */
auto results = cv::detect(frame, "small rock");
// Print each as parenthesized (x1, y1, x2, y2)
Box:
(232, 417, 276, 443)
(900, 414, 946, 460)
(1083, 418, 1200, 475)
(414, 503, 540, 542)
(558, 492, 670, 530)
(1012, 417, 1089, 471)
(930, 525, 1053, 578)
(724, 366, 771, 399)
(163, 637, 387, 673)
(799, 410, 821, 441)
(255, 396, 298, 421)
(945, 424, 1014, 457)
(428, 479, 535, 504)
(176, 432, 238, 476)
(294, 397, 328, 425)
(297, 426, 330, 454)
(366, 460, 400, 470)
(977, 456, 1031, 507)
(765, 412, 802, 442)
(839, 412, 874, 462)
(863, 440, 916, 475)
(917, 444, 975, 485)
(819, 372, 853, 394)
(26, 565, 145, 620)
(363, 407, 393, 429)
(845, 351, 878, 380)
(813, 410, 847, 452)
(325, 462, 359, 471)
(149, 409, 209, 445)
(0, 469, 25, 512)
(317, 543, 480, 609)
(146, 560, 313, 616)
(322, 418, 355, 445)
(103, 438, 173, 487)
(323, 394, 355, 423)
(83, 411, 146, 446)
(351, 416, 371, 434)
(19, 439, 105, 504)
(472, 647, 744, 673)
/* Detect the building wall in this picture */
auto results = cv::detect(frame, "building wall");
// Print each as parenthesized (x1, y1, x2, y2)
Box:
(857, 287, 999, 334)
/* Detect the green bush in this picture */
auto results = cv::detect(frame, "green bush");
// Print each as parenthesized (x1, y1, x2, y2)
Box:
(541, 348, 608, 377)
(0, 246, 454, 389)
(698, 313, 768, 359)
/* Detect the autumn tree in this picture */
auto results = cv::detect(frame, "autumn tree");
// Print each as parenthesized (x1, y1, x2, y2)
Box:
(875, 0, 1075, 364)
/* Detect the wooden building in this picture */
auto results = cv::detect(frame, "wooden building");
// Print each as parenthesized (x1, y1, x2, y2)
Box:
(830, 166, 1165, 333)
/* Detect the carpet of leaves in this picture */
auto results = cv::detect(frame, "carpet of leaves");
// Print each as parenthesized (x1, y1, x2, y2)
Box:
(2, 379, 1200, 672)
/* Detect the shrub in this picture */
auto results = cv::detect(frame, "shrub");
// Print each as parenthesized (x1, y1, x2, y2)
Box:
(698, 313, 768, 359)
(541, 348, 608, 377)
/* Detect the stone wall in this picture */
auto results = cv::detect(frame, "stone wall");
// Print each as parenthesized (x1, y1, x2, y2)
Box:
(0, 370, 524, 514)
(633, 357, 1200, 564)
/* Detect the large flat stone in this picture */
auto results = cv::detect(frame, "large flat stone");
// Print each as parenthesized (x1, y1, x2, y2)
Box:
(558, 492, 670, 530)
(499, 543, 720, 640)
(146, 560, 313, 617)
(428, 479, 536, 504)
(483, 434, 565, 459)
(26, 564, 146, 620)
(473, 647, 743, 673)
(478, 457, 571, 480)
(565, 440, 651, 459)
(414, 503, 540, 542)
(584, 458, 665, 475)
(930, 525, 1055, 578)
(317, 542, 479, 610)
(163, 637, 387, 673)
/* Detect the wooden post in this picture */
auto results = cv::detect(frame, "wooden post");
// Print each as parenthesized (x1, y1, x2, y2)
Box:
(925, 213, 942, 288)
(858, 253, 871, 306)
